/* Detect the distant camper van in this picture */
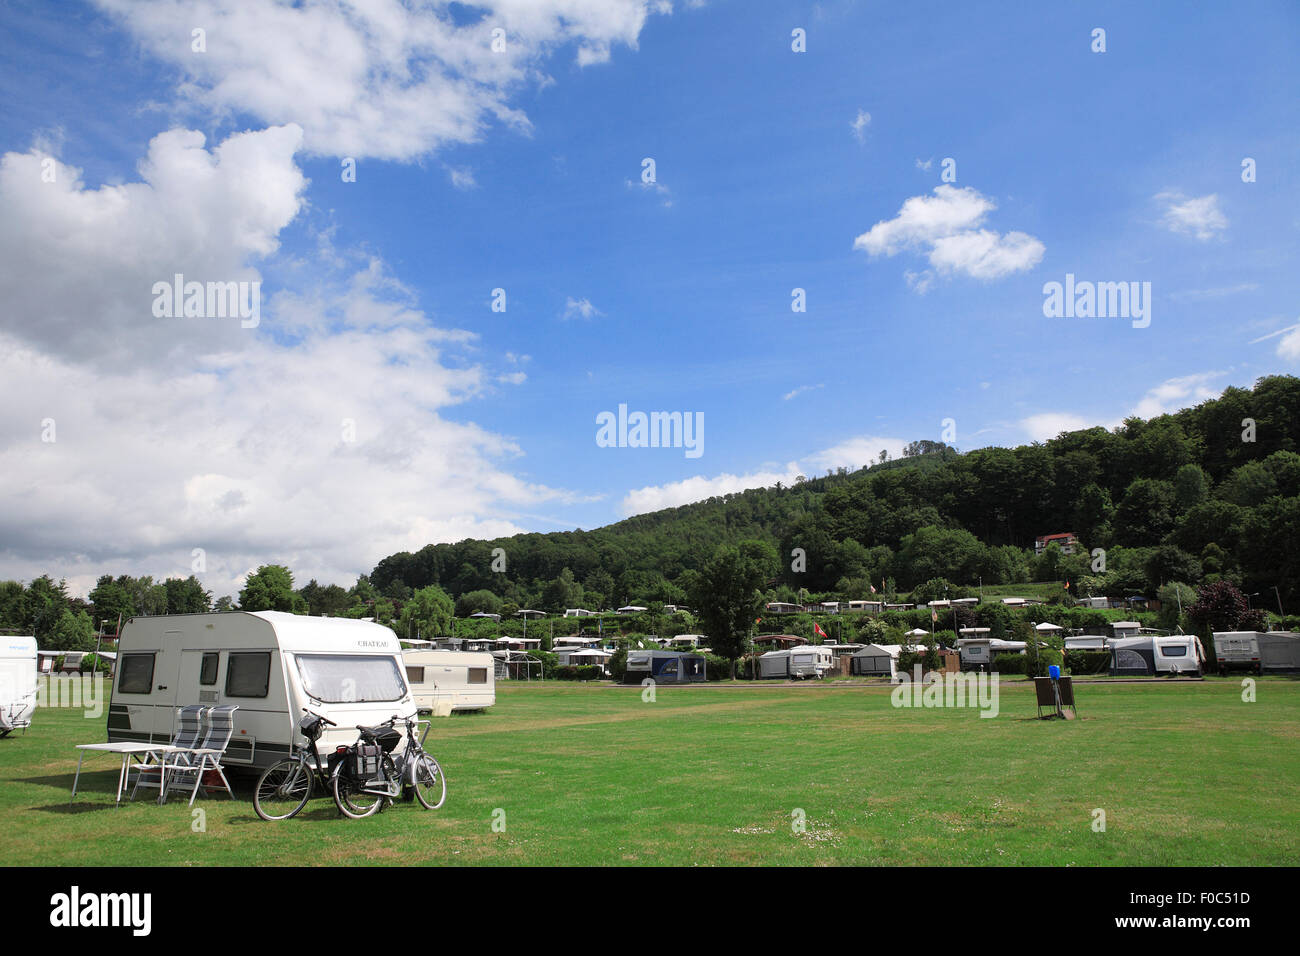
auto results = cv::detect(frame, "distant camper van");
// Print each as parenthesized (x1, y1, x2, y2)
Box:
(0, 636, 38, 736)
(109, 612, 415, 771)
(402, 649, 496, 713)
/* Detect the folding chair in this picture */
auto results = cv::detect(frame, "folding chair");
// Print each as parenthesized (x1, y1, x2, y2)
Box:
(161, 704, 239, 806)
(129, 705, 207, 801)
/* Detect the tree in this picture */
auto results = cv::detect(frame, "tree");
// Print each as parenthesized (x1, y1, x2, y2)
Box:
(47, 608, 96, 652)
(454, 589, 502, 618)
(398, 585, 455, 640)
(164, 576, 212, 615)
(691, 540, 777, 678)
(1188, 580, 1248, 634)
(239, 565, 304, 613)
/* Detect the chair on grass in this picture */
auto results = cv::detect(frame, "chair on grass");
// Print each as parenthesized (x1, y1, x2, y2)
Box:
(129, 704, 207, 801)
(162, 704, 238, 805)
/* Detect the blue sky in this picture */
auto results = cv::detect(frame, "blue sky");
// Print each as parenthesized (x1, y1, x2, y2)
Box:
(1, 1, 1297, 597)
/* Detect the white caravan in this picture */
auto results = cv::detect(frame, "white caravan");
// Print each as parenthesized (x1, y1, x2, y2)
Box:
(758, 645, 833, 679)
(108, 612, 415, 771)
(0, 636, 38, 736)
(1212, 631, 1300, 675)
(402, 649, 496, 712)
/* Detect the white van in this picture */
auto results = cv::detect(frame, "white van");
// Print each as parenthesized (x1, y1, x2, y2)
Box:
(0, 636, 38, 736)
(402, 649, 495, 713)
(108, 612, 415, 770)
(1212, 631, 1300, 675)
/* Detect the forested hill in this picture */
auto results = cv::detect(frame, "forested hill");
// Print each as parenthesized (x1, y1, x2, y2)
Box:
(369, 376, 1300, 610)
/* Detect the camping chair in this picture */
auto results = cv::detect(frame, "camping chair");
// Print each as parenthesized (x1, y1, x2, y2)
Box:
(129, 705, 207, 801)
(160, 705, 238, 806)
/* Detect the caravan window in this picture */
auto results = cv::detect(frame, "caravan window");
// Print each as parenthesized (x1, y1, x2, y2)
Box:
(1160, 645, 1188, 657)
(468, 667, 488, 684)
(226, 652, 271, 698)
(118, 653, 155, 694)
(199, 652, 220, 686)
(295, 655, 406, 704)
(405, 666, 425, 685)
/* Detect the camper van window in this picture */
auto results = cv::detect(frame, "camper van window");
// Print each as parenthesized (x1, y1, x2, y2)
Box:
(406, 666, 425, 684)
(225, 652, 271, 698)
(1160, 646, 1187, 657)
(295, 654, 406, 704)
(468, 667, 488, 684)
(199, 652, 220, 686)
(118, 653, 155, 694)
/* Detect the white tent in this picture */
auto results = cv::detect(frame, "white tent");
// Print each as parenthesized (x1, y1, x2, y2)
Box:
(1034, 622, 1064, 633)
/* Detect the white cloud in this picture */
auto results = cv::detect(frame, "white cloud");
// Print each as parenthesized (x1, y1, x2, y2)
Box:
(782, 384, 823, 401)
(93, 0, 673, 161)
(618, 435, 909, 516)
(0, 126, 306, 364)
(1130, 372, 1224, 419)
(850, 109, 871, 143)
(563, 296, 604, 320)
(1156, 191, 1228, 240)
(1278, 327, 1300, 362)
(853, 185, 1043, 286)
(447, 166, 477, 190)
(0, 128, 577, 599)
(1019, 372, 1226, 442)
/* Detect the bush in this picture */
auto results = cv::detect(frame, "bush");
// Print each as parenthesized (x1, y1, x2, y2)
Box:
(992, 652, 1026, 675)
(1066, 650, 1110, 675)
(607, 647, 628, 683)
(704, 653, 731, 681)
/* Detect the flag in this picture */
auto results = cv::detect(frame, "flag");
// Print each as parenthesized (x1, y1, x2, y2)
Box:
(869, 583, 876, 594)
(814, 622, 828, 639)
(931, 608, 938, 624)
(755, 617, 762, 625)
(1064, 580, 1070, 590)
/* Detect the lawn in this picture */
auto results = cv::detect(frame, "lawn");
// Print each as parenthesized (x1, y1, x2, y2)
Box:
(2, 678, 1297, 866)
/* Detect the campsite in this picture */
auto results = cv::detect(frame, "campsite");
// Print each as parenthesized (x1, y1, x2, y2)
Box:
(2, 678, 1297, 867)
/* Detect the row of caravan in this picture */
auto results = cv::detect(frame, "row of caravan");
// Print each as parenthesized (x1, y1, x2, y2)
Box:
(104, 612, 494, 771)
(0, 636, 38, 736)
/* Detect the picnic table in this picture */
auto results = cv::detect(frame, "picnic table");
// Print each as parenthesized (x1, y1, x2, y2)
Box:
(71, 742, 185, 806)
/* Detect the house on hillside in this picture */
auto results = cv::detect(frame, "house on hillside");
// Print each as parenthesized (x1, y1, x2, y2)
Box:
(1035, 532, 1079, 555)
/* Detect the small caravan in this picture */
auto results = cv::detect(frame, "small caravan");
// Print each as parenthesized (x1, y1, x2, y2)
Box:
(0, 636, 38, 736)
(957, 634, 1026, 671)
(402, 649, 496, 712)
(109, 612, 415, 771)
(758, 645, 833, 679)
(1109, 633, 1205, 676)
(1212, 631, 1300, 675)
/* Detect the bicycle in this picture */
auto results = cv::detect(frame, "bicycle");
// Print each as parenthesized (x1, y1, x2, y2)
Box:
(331, 712, 446, 819)
(253, 708, 343, 821)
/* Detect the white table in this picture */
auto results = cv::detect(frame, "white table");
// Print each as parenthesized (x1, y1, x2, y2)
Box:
(71, 743, 185, 806)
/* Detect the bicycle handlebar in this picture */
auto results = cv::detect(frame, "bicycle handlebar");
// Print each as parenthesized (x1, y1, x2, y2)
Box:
(301, 707, 337, 726)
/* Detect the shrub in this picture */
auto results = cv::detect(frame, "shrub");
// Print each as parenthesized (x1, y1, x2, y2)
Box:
(704, 653, 730, 681)
(992, 652, 1026, 675)
(1066, 650, 1110, 675)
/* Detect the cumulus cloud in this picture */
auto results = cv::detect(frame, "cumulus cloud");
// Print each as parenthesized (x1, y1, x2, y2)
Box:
(853, 185, 1043, 286)
(0, 129, 575, 599)
(618, 435, 909, 516)
(1156, 191, 1228, 240)
(0, 126, 306, 364)
(93, 0, 673, 161)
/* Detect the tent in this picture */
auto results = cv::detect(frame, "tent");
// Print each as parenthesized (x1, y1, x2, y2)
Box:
(623, 650, 707, 684)
(850, 643, 901, 679)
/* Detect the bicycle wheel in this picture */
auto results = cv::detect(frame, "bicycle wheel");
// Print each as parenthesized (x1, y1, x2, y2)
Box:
(254, 758, 313, 820)
(410, 753, 446, 810)
(332, 758, 392, 819)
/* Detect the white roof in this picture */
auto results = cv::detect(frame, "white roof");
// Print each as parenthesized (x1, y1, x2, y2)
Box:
(1111, 621, 1142, 629)
(617, 605, 647, 613)
(904, 628, 930, 636)
(1, 636, 37, 657)
(249, 610, 402, 654)
(1034, 622, 1064, 631)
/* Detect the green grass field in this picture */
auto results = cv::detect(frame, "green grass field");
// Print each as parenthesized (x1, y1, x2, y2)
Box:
(2, 679, 1297, 866)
